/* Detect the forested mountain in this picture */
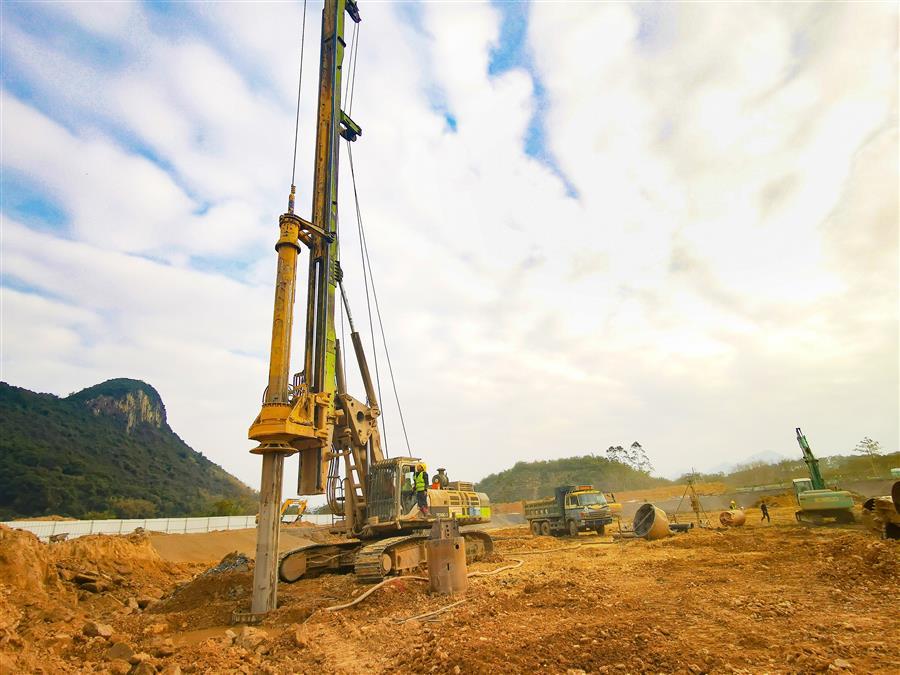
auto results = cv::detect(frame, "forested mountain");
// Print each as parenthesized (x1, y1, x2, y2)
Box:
(0, 379, 256, 520)
(476, 454, 669, 503)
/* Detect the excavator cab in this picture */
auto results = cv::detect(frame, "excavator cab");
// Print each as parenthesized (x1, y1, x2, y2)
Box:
(366, 457, 424, 526)
(362, 457, 491, 536)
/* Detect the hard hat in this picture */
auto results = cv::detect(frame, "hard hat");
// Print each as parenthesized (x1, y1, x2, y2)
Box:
(416, 462, 427, 471)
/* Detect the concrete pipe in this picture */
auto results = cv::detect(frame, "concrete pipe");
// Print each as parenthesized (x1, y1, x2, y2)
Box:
(632, 504, 670, 540)
(719, 510, 746, 527)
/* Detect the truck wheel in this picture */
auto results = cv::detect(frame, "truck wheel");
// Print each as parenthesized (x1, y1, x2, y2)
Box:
(530, 520, 541, 537)
(540, 521, 551, 536)
(595, 524, 605, 536)
(568, 520, 579, 537)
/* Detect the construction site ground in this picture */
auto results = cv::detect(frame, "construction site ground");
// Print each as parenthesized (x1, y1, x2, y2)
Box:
(2, 501, 898, 674)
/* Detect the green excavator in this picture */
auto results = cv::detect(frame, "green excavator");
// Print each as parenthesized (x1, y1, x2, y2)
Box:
(792, 427, 855, 524)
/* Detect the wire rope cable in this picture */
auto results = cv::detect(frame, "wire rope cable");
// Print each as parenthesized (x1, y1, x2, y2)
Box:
(343, 20, 359, 110)
(338, 20, 410, 456)
(290, 0, 309, 187)
(350, 147, 389, 456)
(347, 18, 361, 116)
(347, 142, 412, 456)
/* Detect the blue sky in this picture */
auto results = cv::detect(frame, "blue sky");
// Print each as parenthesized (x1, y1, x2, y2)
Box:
(2, 1, 897, 492)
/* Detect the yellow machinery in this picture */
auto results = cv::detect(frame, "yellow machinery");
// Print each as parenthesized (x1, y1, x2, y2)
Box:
(255, 498, 307, 525)
(247, 0, 491, 615)
(281, 498, 308, 523)
(861, 481, 900, 539)
(603, 492, 623, 517)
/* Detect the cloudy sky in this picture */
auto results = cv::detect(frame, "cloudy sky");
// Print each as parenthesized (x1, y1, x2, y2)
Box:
(2, 1, 897, 494)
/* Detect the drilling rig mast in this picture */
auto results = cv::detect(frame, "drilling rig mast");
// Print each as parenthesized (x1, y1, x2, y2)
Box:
(247, 0, 362, 616)
(245, 0, 491, 618)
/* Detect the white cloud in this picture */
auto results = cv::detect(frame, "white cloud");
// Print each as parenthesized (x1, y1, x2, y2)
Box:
(1, 1, 897, 492)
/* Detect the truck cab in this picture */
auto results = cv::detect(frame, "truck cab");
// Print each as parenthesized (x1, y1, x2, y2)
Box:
(525, 485, 614, 536)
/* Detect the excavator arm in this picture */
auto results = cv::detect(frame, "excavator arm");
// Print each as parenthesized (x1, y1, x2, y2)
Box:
(796, 427, 826, 490)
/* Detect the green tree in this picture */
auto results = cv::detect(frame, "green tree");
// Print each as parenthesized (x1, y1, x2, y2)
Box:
(110, 497, 158, 518)
(629, 441, 653, 474)
(853, 437, 882, 477)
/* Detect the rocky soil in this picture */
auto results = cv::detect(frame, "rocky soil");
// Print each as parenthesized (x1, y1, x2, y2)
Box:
(1, 502, 897, 674)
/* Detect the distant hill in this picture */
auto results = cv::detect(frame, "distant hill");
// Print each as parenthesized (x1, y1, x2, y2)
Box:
(684, 450, 900, 488)
(475, 455, 669, 503)
(0, 379, 257, 520)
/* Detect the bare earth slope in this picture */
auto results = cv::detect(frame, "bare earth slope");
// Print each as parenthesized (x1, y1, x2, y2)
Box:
(1, 505, 897, 674)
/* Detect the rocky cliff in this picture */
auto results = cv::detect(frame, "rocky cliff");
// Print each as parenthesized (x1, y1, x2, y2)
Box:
(0, 379, 256, 520)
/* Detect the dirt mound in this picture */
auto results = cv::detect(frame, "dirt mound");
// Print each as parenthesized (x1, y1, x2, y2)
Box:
(50, 530, 181, 595)
(759, 491, 798, 508)
(0, 525, 64, 597)
(148, 553, 256, 631)
(54, 530, 162, 568)
(813, 533, 900, 581)
(617, 481, 727, 502)
(493, 501, 524, 514)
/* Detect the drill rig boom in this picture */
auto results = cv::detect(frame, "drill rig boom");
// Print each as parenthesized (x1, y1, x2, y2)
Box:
(247, 0, 492, 613)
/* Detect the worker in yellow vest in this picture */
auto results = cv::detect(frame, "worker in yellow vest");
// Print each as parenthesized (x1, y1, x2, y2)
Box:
(414, 463, 430, 518)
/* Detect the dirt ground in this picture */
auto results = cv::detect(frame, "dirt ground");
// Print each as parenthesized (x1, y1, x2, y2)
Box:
(614, 482, 729, 503)
(2, 501, 897, 674)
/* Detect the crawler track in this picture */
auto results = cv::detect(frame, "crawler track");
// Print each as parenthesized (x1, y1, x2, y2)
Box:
(279, 530, 496, 584)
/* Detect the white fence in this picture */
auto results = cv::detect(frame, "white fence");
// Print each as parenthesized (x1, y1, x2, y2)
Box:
(3, 514, 335, 542)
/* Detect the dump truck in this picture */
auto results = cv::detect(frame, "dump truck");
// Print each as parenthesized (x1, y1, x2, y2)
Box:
(525, 485, 613, 536)
(792, 428, 855, 524)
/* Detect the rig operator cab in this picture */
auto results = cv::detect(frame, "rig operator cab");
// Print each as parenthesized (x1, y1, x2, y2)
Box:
(364, 457, 491, 535)
(525, 485, 614, 537)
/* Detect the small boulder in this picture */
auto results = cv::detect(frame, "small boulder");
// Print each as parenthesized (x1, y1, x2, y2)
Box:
(83, 621, 114, 639)
(81, 581, 110, 593)
(235, 626, 267, 650)
(108, 659, 132, 675)
(130, 662, 156, 675)
(128, 652, 152, 666)
(73, 572, 100, 585)
(106, 642, 134, 661)
(292, 626, 308, 649)
(153, 639, 176, 658)
(47, 632, 72, 653)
